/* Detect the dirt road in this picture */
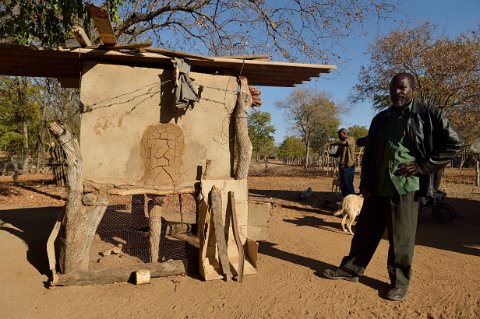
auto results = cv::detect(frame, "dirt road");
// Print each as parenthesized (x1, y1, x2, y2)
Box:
(0, 169, 479, 318)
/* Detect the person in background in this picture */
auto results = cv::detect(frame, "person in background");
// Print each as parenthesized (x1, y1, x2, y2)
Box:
(322, 72, 464, 301)
(329, 128, 356, 196)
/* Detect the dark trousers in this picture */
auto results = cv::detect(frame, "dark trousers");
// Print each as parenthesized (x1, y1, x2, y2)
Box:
(339, 166, 355, 196)
(340, 192, 419, 288)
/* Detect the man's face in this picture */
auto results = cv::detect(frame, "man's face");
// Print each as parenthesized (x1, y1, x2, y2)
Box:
(390, 76, 414, 108)
(338, 130, 347, 140)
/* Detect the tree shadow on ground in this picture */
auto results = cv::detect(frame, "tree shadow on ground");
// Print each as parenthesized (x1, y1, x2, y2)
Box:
(277, 194, 480, 258)
(0, 207, 60, 275)
(249, 189, 341, 212)
(258, 241, 385, 292)
(282, 214, 346, 234)
(16, 183, 66, 201)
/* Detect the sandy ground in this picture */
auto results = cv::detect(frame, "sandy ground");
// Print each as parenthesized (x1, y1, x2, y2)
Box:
(0, 164, 479, 319)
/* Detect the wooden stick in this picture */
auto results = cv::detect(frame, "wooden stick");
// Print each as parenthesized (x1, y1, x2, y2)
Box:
(72, 25, 92, 47)
(46, 206, 67, 275)
(202, 159, 212, 180)
(210, 186, 232, 280)
(228, 191, 245, 282)
(50, 260, 185, 286)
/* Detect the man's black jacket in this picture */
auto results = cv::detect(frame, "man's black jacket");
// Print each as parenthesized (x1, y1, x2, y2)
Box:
(360, 99, 464, 197)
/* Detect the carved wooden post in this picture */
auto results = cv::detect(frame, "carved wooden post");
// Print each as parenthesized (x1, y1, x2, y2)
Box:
(234, 76, 253, 180)
(148, 195, 165, 263)
(48, 121, 108, 273)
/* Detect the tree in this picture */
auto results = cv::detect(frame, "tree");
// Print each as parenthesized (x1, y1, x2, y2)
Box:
(1, 1, 396, 62)
(277, 136, 305, 164)
(0, 76, 43, 170)
(276, 89, 340, 168)
(248, 111, 275, 162)
(348, 125, 369, 141)
(350, 22, 480, 144)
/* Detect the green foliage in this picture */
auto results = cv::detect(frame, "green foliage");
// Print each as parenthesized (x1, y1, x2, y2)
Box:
(0, 76, 41, 156)
(347, 125, 369, 141)
(351, 22, 480, 143)
(0, 1, 125, 46)
(248, 111, 276, 160)
(276, 89, 340, 166)
(0, 76, 80, 161)
(278, 136, 305, 159)
(1, 0, 84, 45)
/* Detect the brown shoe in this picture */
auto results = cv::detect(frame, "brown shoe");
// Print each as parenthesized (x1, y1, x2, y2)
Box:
(322, 268, 359, 282)
(386, 287, 407, 301)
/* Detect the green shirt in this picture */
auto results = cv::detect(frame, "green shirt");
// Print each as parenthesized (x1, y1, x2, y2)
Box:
(377, 102, 420, 196)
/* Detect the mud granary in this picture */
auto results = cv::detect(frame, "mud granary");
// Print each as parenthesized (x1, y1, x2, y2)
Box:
(0, 42, 336, 285)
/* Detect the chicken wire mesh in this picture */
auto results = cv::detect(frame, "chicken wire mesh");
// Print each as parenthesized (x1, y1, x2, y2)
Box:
(92, 193, 199, 273)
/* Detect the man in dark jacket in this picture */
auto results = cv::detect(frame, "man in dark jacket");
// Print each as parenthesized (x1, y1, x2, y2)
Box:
(329, 128, 356, 196)
(322, 72, 464, 301)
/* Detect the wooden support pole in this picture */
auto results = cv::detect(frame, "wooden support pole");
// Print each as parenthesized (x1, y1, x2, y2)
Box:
(148, 196, 164, 263)
(234, 77, 253, 180)
(50, 260, 185, 287)
(48, 121, 108, 274)
(210, 186, 232, 280)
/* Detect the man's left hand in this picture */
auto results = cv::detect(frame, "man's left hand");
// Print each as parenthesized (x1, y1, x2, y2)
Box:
(398, 162, 419, 177)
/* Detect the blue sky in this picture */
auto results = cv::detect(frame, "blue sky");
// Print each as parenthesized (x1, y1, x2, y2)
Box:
(257, 0, 480, 144)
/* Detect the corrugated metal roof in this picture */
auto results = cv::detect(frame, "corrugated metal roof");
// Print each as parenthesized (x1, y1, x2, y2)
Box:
(0, 44, 336, 88)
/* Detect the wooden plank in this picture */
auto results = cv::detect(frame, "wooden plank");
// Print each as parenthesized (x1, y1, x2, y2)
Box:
(144, 47, 215, 61)
(228, 191, 245, 282)
(87, 4, 117, 46)
(0, 44, 336, 87)
(214, 54, 271, 60)
(107, 186, 195, 196)
(57, 77, 80, 89)
(210, 186, 232, 280)
(46, 206, 67, 275)
(85, 42, 152, 50)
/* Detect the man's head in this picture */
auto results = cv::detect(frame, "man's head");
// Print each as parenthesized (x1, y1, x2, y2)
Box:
(390, 73, 415, 108)
(338, 128, 348, 140)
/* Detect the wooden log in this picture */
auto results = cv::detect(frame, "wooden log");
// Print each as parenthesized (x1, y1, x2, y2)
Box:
(48, 121, 108, 273)
(148, 198, 164, 263)
(210, 186, 232, 280)
(50, 260, 185, 286)
(234, 77, 253, 180)
(228, 191, 245, 282)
